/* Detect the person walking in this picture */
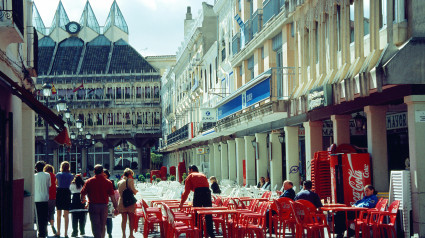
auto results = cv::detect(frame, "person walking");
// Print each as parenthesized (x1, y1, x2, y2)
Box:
(103, 169, 116, 238)
(43, 164, 57, 235)
(34, 161, 51, 238)
(55, 161, 74, 238)
(69, 174, 87, 237)
(117, 168, 138, 238)
(81, 164, 118, 238)
(209, 176, 221, 194)
(179, 165, 215, 238)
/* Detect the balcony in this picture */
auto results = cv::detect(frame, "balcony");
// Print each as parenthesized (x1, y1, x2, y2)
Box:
(191, 78, 199, 92)
(263, 0, 281, 27)
(166, 123, 190, 145)
(232, 32, 241, 55)
(243, 19, 252, 46)
(252, 9, 263, 36)
(0, 6, 24, 49)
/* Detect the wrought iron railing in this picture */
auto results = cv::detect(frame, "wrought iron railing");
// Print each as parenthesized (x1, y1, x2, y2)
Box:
(232, 32, 240, 55)
(252, 9, 263, 36)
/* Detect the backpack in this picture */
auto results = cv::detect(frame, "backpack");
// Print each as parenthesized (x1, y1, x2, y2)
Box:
(122, 179, 137, 207)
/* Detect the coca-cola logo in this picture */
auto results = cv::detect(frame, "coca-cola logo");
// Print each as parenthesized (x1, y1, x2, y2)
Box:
(363, 164, 370, 178)
(347, 157, 367, 205)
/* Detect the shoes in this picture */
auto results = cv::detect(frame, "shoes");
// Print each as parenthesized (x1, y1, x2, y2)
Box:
(71, 231, 78, 237)
(108, 234, 112, 238)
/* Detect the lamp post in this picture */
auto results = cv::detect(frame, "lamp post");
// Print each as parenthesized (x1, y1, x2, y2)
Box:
(42, 83, 52, 163)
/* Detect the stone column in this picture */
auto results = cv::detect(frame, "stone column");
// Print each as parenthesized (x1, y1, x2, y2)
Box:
(22, 106, 36, 237)
(364, 106, 388, 192)
(220, 142, 229, 180)
(235, 138, 245, 185)
(303, 121, 324, 180)
(244, 136, 256, 186)
(405, 95, 425, 236)
(137, 147, 143, 174)
(208, 144, 215, 178)
(331, 114, 352, 145)
(53, 148, 59, 172)
(270, 133, 283, 191)
(255, 133, 268, 182)
(284, 126, 300, 191)
(109, 147, 114, 174)
(81, 147, 87, 174)
(213, 143, 221, 181)
(227, 140, 237, 182)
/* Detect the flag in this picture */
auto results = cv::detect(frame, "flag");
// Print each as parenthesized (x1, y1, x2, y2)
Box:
(51, 83, 57, 95)
(73, 82, 84, 92)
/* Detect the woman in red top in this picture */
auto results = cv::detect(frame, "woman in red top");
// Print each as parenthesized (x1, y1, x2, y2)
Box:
(43, 164, 57, 234)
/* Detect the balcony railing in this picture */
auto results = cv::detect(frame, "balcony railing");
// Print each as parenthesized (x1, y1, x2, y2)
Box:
(166, 123, 190, 145)
(191, 78, 199, 92)
(252, 9, 263, 36)
(243, 19, 252, 46)
(232, 32, 241, 55)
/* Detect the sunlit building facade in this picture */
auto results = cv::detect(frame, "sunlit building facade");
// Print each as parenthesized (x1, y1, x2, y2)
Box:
(161, 0, 425, 235)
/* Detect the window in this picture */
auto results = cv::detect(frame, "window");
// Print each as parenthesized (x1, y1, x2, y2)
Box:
(379, 0, 387, 29)
(337, 5, 341, 51)
(350, 3, 355, 43)
(364, 0, 370, 36)
(316, 22, 319, 63)
(222, 48, 226, 61)
(209, 64, 212, 89)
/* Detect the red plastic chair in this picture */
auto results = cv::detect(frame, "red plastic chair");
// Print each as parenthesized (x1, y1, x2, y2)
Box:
(271, 198, 296, 238)
(233, 201, 269, 238)
(140, 199, 164, 238)
(163, 204, 199, 238)
(354, 198, 388, 237)
(292, 201, 331, 238)
(371, 200, 400, 238)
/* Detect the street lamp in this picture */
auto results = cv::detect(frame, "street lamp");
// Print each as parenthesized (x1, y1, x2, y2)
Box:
(42, 83, 52, 163)
(76, 119, 83, 129)
(64, 108, 71, 120)
(56, 98, 67, 112)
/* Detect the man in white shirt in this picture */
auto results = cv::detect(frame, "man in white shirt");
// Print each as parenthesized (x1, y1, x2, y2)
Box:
(34, 161, 51, 238)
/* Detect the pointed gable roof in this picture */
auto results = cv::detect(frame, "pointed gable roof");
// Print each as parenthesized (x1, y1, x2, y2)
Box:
(32, 3, 46, 35)
(104, 0, 128, 34)
(50, 1, 70, 31)
(79, 1, 100, 33)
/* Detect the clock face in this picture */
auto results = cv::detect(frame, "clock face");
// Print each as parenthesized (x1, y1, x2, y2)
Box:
(66, 22, 80, 34)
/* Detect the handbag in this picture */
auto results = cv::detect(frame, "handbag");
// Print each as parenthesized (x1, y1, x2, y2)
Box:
(122, 179, 137, 207)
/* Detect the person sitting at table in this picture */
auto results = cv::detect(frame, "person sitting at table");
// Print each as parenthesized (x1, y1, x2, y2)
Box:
(294, 180, 323, 208)
(257, 176, 265, 188)
(209, 176, 221, 194)
(265, 180, 296, 233)
(262, 177, 271, 191)
(335, 184, 378, 238)
(179, 165, 215, 238)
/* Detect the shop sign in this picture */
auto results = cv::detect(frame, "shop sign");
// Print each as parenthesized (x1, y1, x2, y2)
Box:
(322, 122, 333, 136)
(196, 147, 208, 154)
(386, 112, 407, 130)
(200, 108, 217, 122)
(307, 85, 332, 111)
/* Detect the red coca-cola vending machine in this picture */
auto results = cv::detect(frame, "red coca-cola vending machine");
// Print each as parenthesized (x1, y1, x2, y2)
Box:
(330, 153, 371, 206)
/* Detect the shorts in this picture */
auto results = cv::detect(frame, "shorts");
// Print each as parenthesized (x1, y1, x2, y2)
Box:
(48, 200, 56, 221)
(56, 188, 71, 210)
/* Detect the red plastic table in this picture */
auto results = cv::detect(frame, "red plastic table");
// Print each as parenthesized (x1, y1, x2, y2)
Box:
(321, 206, 369, 238)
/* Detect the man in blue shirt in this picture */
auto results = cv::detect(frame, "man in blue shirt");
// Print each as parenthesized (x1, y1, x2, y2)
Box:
(294, 180, 323, 208)
(335, 185, 378, 238)
(279, 180, 296, 200)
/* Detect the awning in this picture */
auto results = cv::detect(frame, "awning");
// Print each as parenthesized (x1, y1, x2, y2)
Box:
(0, 71, 71, 146)
(380, 37, 425, 85)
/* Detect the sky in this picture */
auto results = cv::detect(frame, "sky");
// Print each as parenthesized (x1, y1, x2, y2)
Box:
(34, 0, 215, 56)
